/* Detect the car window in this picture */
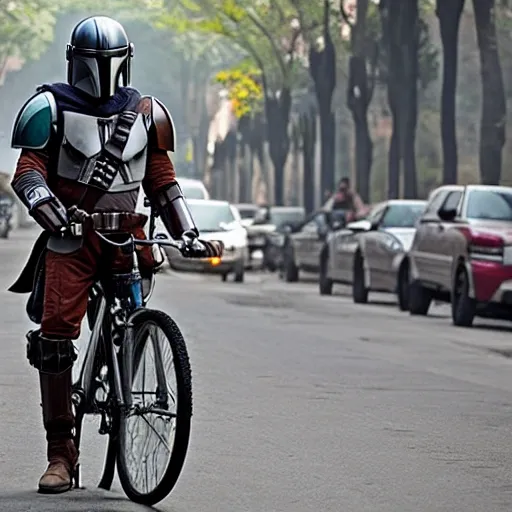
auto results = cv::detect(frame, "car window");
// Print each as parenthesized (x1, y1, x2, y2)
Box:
(423, 189, 450, 218)
(367, 204, 387, 225)
(182, 184, 207, 199)
(187, 202, 235, 232)
(380, 203, 426, 228)
(441, 190, 463, 213)
(237, 207, 258, 219)
(270, 209, 306, 227)
(466, 189, 512, 221)
(301, 213, 326, 232)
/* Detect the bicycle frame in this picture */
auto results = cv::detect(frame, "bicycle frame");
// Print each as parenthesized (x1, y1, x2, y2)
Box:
(73, 200, 160, 411)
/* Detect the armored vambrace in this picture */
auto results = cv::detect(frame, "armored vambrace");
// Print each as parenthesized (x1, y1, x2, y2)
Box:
(12, 171, 68, 233)
(154, 181, 198, 239)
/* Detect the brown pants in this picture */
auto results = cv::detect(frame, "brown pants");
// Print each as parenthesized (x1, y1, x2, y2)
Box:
(41, 227, 153, 339)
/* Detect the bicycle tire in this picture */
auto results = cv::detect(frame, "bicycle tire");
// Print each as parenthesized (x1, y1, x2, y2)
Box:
(116, 308, 192, 505)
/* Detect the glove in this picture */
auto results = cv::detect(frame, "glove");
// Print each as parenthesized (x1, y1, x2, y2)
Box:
(180, 230, 224, 258)
(199, 240, 224, 258)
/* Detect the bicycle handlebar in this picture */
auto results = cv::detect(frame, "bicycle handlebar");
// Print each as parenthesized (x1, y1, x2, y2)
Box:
(63, 206, 188, 251)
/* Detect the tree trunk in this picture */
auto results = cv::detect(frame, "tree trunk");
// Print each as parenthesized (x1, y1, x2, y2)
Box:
(310, 0, 336, 205)
(300, 109, 317, 214)
(265, 89, 292, 206)
(388, 119, 400, 199)
(472, 0, 506, 184)
(347, 55, 373, 203)
(380, 0, 400, 198)
(402, 0, 419, 198)
(436, 0, 465, 184)
(248, 114, 266, 201)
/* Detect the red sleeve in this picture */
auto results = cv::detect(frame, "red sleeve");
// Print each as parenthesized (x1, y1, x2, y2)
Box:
(12, 149, 49, 184)
(142, 148, 176, 197)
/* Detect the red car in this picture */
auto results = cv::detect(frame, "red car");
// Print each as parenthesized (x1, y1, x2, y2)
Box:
(402, 184, 512, 327)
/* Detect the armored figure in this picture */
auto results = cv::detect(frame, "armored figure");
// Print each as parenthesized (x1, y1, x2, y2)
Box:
(8, 16, 222, 494)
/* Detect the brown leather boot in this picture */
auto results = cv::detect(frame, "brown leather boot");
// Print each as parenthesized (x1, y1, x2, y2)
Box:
(38, 368, 79, 494)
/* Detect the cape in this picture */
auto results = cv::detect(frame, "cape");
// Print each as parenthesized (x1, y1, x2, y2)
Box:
(37, 82, 142, 116)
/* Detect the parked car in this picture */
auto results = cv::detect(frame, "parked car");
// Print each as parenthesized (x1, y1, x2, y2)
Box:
(267, 209, 347, 273)
(0, 193, 14, 238)
(234, 203, 261, 228)
(402, 184, 512, 326)
(282, 209, 348, 282)
(164, 199, 248, 282)
(246, 206, 306, 268)
(320, 200, 426, 306)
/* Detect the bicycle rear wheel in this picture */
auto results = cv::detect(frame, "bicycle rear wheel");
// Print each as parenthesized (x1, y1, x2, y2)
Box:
(116, 308, 192, 505)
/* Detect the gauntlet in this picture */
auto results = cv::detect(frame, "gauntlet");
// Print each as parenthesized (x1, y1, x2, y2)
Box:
(12, 171, 67, 234)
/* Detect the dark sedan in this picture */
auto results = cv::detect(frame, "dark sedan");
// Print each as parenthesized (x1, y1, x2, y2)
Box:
(246, 206, 306, 268)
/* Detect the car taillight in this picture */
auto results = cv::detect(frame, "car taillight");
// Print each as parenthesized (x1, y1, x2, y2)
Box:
(464, 230, 504, 262)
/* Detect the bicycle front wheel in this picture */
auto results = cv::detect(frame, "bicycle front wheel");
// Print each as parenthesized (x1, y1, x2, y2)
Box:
(117, 309, 192, 505)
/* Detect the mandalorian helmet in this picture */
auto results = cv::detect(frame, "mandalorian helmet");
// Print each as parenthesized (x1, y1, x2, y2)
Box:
(66, 16, 134, 99)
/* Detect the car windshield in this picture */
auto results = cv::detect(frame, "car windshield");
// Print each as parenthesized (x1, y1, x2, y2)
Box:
(182, 184, 206, 199)
(381, 203, 426, 228)
(187, 202, 235, 232)
(270, 209, 305, 227)
(466, 189, 512, 221)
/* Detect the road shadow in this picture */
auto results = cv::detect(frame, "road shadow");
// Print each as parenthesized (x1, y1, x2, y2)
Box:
(471, 322, 512, 334)
(0, 488, 170, 512)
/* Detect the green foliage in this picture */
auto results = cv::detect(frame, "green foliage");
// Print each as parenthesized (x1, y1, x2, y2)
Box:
(214, 62, 263, 118)
(0, 0, 58, 61)
(155, 0, 304, 90)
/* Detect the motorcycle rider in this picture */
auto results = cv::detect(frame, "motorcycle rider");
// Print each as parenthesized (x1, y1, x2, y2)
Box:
(8, 16, 222, 494)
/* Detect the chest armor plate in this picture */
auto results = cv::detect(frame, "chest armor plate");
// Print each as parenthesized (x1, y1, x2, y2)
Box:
(56, 110, 148, 192)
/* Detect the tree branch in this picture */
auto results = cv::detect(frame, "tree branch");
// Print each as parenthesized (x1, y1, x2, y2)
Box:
(269, 0, 287, 26)
(245, 7, 288, 79)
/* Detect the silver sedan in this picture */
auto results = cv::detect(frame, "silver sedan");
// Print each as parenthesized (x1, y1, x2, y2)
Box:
(320, 200, 426, 308)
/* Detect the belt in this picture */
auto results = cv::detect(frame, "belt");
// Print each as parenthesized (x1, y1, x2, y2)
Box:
(90, 212, 148, 232)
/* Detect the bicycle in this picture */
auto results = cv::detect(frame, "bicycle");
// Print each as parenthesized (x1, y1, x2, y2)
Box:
(70, 203, 193, 506)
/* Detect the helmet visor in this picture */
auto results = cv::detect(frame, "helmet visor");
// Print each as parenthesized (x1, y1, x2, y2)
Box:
(69, 46, 129, 98)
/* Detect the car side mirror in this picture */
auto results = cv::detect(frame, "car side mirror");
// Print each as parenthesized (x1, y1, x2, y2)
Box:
(438, 207, 456, 221)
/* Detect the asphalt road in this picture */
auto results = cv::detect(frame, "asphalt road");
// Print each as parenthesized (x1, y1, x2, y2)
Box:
(2, 228, 512, 512)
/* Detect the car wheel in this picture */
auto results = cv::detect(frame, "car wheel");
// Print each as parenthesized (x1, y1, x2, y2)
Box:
(397, 261, 410, 312)
(352, 252, 368, 304)
(221, 273, 228, 282)
(408, 280, 432, 315)
(284, 247, 299, 283)
(452, 266, 476, 327)
(319, 251, 333, 296)
(234, 261, 245, 283)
